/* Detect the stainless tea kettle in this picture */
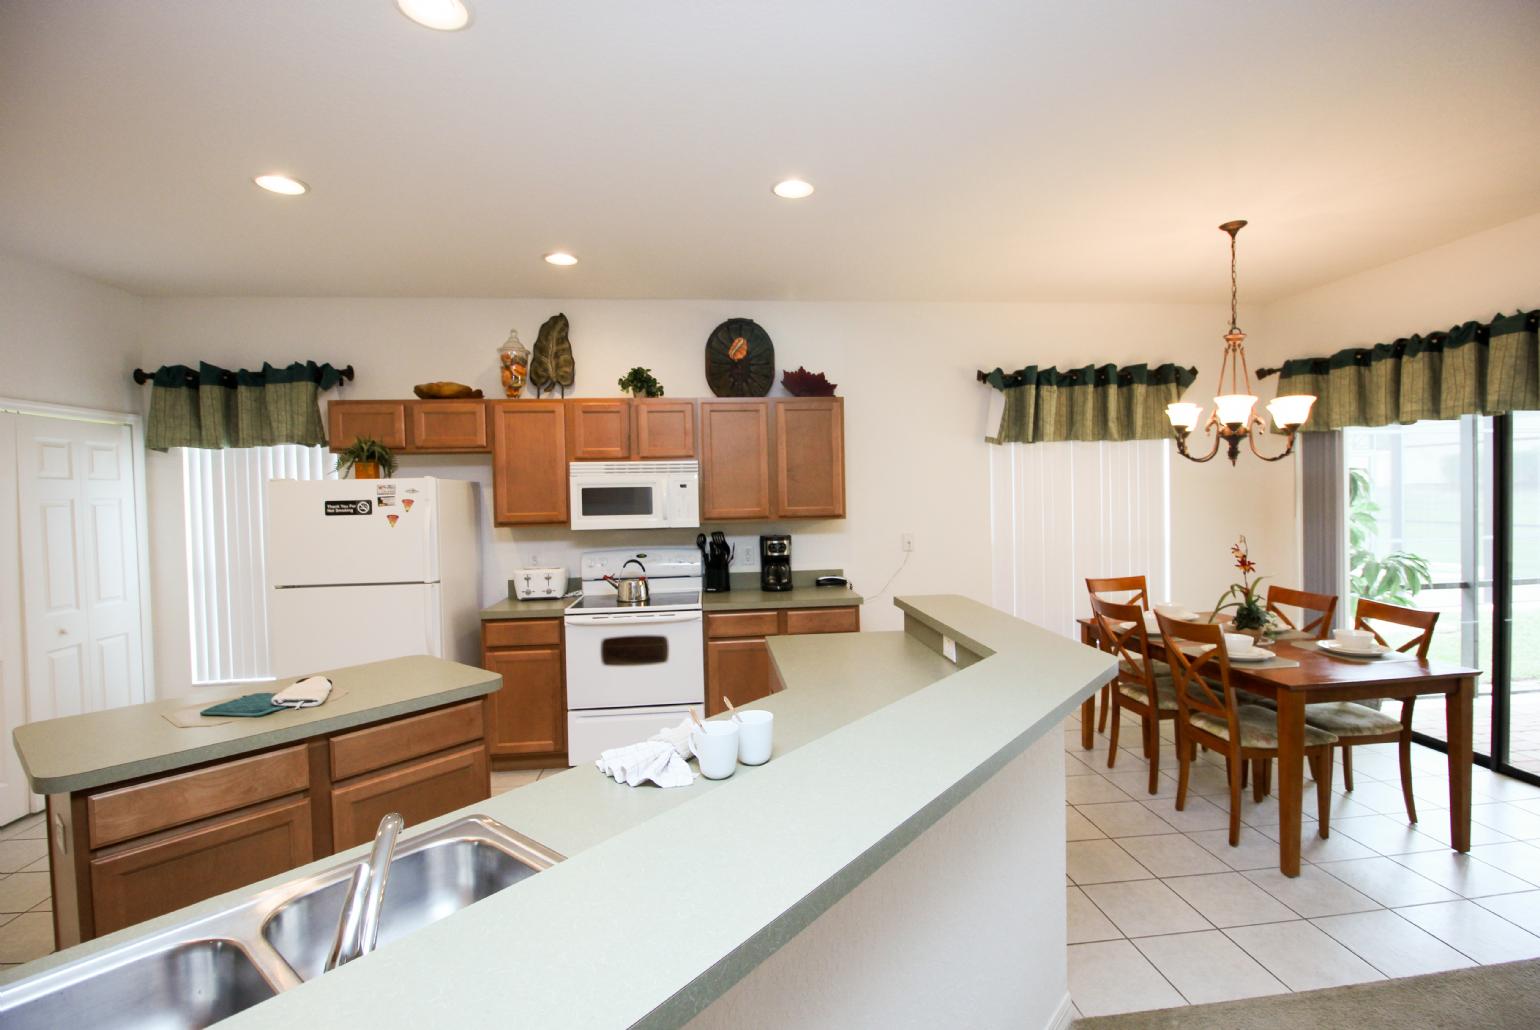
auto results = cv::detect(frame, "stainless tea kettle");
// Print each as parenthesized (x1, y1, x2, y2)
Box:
(604, 558, 650, 604)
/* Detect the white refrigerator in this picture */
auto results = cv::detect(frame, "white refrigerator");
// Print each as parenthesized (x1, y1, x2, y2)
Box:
(266, 478, 481, 677)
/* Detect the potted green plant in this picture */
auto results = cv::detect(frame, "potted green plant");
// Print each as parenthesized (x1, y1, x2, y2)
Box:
(335, 437, 397, 479)
(1213, 535, 1268, 631)
(617, 367, 665, 398)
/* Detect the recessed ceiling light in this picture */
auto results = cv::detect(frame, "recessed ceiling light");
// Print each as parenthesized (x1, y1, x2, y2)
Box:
(396, 0, 471, 31)
(544, 252, 578, 267)
(253, 174, 309, 196)
(772, 179, 815, 200)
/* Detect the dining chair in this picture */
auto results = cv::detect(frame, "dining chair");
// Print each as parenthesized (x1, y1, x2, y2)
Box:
(1085, 576, 1150, 734)
(1158, 614, 1338, 847)
(1265, 585, 1338, 640)
(1301, 598, 1439, 822)
(1090, 595, 1175, 794)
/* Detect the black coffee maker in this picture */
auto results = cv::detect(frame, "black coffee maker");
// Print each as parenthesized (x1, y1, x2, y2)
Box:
(760, 534, 792, 592)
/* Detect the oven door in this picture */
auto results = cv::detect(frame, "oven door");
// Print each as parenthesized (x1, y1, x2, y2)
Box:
(568, 472, 666, 531)
(563, 610, 705, 709)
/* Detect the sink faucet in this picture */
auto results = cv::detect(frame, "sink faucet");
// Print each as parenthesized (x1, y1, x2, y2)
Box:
(325, 812, 403, 971)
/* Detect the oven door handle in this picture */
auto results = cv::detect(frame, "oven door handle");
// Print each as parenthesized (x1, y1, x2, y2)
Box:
(564, 610, 703, 627)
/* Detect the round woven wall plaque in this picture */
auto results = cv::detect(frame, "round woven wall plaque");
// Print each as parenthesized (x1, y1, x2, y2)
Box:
(704, 317, 775, 397)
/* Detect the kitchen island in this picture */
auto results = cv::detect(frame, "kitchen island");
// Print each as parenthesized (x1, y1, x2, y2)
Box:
(2, 595, 1114, 1030)
(11, 656, 500, 947)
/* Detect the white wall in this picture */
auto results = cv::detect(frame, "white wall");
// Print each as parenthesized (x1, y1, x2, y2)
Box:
(0, 251, 143, 413)
(1263, 211, 1540, 584)
(138, 296, 1270, 695)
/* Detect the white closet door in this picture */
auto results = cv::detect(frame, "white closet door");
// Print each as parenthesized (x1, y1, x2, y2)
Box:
(0, 414, 28, 824)
(15, 415, 146, 728)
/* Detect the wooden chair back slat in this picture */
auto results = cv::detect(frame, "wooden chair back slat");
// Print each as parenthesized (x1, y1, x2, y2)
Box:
(1089, 595, 1155, 688)
(1354, 598, 1439, 658)
(1086, 575, 1150, 611)
(1265, 585, 1339, 640)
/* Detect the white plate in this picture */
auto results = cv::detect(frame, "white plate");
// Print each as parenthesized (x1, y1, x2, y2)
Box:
(1227, 647, 1274, 663)
(1319, 639, 1390, 658)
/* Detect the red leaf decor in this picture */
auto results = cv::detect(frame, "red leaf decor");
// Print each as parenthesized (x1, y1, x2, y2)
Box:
(781, 367, 837, 397)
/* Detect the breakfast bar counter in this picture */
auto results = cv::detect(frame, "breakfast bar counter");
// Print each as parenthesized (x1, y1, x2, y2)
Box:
(2, 595, 1114, 1030)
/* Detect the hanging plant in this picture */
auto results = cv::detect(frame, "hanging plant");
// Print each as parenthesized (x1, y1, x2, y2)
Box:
(617, 367, 665, 398)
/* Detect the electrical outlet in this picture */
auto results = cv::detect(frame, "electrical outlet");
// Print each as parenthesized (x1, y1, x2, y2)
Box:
(902, 533, 915, 553)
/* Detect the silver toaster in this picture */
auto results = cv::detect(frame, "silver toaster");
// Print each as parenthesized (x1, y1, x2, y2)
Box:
(512, 567, 567, 600)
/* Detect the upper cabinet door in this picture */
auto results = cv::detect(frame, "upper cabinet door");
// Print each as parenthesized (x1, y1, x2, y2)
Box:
(408, 400, 489, 452)
(700, 400, 772, 520)
(773, 398, 845, 518)
(632, 400, 696, 459)
(328, 401, 407, 451)
(490, 401, 568, 525)
(566, 400, 631, 460)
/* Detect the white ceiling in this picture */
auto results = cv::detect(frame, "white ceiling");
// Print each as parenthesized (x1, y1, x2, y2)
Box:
(2, 0, 1538, 303)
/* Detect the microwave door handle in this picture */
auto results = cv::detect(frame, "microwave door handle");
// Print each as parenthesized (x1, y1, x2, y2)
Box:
(564, 610, 703, 627)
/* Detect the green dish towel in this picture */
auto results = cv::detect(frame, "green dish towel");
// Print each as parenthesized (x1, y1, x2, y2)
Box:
(200, 692, 281, 718)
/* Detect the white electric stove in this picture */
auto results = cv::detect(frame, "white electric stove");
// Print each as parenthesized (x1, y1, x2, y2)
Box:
(563, 547, 705, 764)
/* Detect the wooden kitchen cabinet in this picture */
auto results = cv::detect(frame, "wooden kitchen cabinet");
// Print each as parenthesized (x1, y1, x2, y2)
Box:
(703, 605, 860, 715)
(567, 399, 632, 459)
(89, 797, 314, 937)
(773, 398, 845, 518)
(700, 400, 773, 520)
(490, 400, 568, 524)
(328, 400, 408, 450)
(481, 619, 567, 762)
(408, 400, 489, 451)
(331, 743, 489, 851)
(633, 400, 696, 458)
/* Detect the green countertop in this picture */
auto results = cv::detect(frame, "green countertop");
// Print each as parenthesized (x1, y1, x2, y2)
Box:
(480, 584, 862, 619)
(11, 656, 501, 795)
(3, 595, 1115, 1027)
(479, 595, 577, 620)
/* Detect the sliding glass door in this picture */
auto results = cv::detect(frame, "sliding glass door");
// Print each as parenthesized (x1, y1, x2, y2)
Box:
(1345, 413, 1537, 785)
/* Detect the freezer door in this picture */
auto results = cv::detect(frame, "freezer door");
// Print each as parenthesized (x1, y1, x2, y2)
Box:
(267, 478, 438, 586)
(270, 583, 442, 678)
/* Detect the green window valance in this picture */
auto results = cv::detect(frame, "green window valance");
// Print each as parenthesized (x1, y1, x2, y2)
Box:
(145, 361, 345, 452)
(983, 363, 1198, 444)
(1274, 309, 1539, 431)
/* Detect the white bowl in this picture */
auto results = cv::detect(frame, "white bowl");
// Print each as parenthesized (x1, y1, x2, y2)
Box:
(1222, 632, 1255, 655)
(1334, 628, 1375, 647)
(1154, 603, 1197, 620)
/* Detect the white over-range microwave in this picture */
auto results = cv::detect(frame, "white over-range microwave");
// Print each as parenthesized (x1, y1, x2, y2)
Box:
(568, 461, 700, 531)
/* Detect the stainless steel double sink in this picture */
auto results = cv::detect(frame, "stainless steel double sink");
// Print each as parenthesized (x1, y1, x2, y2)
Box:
(0, 816, 562, 1029)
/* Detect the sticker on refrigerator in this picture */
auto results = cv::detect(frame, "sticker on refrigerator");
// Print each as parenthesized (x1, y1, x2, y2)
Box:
(325, 500, 372, 516)
(375, 483, 397, 507)
(386, 513, 399, 527)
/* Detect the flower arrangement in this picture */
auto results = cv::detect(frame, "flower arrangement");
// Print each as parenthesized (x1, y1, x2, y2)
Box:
(1213, 535, 1268, 631)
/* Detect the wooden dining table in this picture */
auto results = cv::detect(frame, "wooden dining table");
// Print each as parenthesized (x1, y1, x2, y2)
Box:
(1076, 618, 1480, 877)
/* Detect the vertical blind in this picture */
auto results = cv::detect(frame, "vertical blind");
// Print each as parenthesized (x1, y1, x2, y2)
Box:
(988, 439, 1171, 639)
(182, 444, 333, 684)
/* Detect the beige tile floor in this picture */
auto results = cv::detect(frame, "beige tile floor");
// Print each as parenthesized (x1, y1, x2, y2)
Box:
(0, 766, 567, 974)
(1064, 704, 1540, 1019)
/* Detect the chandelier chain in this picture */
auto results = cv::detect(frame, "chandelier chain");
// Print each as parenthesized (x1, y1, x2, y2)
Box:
(1229, 229, 1240, 333)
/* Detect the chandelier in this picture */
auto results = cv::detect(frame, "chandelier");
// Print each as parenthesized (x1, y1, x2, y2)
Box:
(1166, 220, 1315, 464)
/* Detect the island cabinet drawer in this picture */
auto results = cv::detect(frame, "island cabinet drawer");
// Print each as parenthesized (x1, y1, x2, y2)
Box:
(86, 745, 310, 849)
(483, 618, 562, 648)
(329, 700, 484, 782)
(784, 606, 860, 635)
(706, 611, 781, 639)
(331, 743, 489, 851)
(89, 796, 314, 937)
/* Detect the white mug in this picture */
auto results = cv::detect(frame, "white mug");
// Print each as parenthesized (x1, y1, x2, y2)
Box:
(689, 722, 739, 780)
(734, 709, 774, 766)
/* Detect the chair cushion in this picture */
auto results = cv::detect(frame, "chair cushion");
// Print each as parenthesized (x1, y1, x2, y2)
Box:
(1118, 677, 1179, 712)
(1189, 705, 1338, 749)
(1303, 701, 1403, 737)
(1118, 658, 1170, 680)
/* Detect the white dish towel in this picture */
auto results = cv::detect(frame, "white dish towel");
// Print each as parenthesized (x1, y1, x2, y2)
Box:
(595, 738, 695, 788)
